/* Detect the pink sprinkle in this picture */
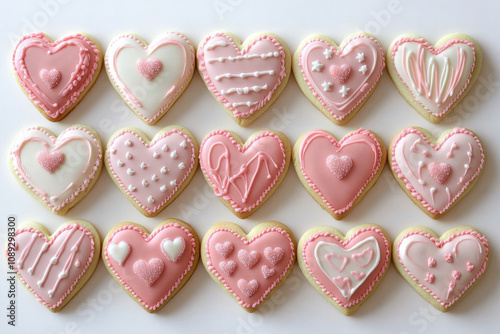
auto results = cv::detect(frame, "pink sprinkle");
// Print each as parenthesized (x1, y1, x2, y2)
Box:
(427, 256, 436, 268)
(329, 64, 351, 84)
(263, 247, 285, 265)
(449, 280, 456, 289)
(466, 261, 474, 272)
(132, 258, 165, 287)
(237, 279, 259, 297)
(444, 253, 453, 263)
(452, 270, 461, 280)
(136, 58, 162, 81)
(425, 272, 435, 284)
(36, 150, 65, 173)
(215, 242, 234, 258)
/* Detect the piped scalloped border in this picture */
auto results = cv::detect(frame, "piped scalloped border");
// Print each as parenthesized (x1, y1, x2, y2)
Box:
(391, 127, 484, 215)
(12, 33, 101, 119)
(391, 37, 476, 118)
(298, 34, 385, 122)
(199, 130, 287, 213)
(197, 32, 287, 119)
(106, 128, 196, 214)
(302, 226, 390, 309)
(10, 126, 102, 213)
(105, 32, 195, 124)
(205, 226, 295, 309)
(397, 229, 488, 309)
(103, 222, 197, 312)
(299, 128, 383, 215)
(13, 223, 96, 309)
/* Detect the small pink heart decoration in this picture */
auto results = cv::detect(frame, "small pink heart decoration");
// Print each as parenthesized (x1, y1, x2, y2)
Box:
(326, 155, 353, 180)
(36, 150, 65, 173)
(136, 58, 162, 80)
(329, 64, 351, 84)
(428, 162, 452, 184)
(39, 69, 61, 89)
(133, 258, 165, 287)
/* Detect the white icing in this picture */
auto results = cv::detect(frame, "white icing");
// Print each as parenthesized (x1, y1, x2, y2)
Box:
(140, 162, 147, 169)
(356, 53, 365, 62)
(108, 241, 130, 266)
(206, 52, 279, 63)
(359, 65, 367, 74)
(142, 179, 149, 187)
(232, 101, 258, 107)
(160, 185, 167, 192)
(179, 140, 187, 149)
(205, 40, 228, 50)
(151, 174, 158, 181)
(339, 85, 350, 97)
(170, 180, 177, 186)
(311, 60, 323, 72)
(314, 237, 381, 299)
(117, 160, 124, 167)
(106, 32, 194, 120)
(127, 168, 135, 175)
(323, 48, 333, 59)
(124, 140, 132, 147)
(170, 150, 177, 159)
(110, 147, 116, 154)
(153, 151, 160, 159)
(178, 162, 185, 170)
(148, 196, 154, 203)
(128, 185, 136, 192)
(160, 166, 167, 174)
(162, 144, 168, 152)
(321, 81, 332, 92)
(161, 237, 185, 262)
(126, 152, 132, 159)
(214, 70, 275, 81)
(221, 84, 268, 95)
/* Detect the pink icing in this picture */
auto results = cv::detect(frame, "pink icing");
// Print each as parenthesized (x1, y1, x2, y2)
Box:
(298, 129, 383, 215)
(428, 162, 451, 184)
(326, 155, 353, 180)
(133, 258, 165, 287)
(105, 33, 194, 124)
(107, 128, 196, 215)
(36, 150, 64, 173)
(136, 58, 162, 81)
(397, 230, 488, 308)
(10, 126, 102, 212)
(261, 265, 276, 279)
(263, 247, 285, 265)
(197, 33, 287, 119)
(199, 130, 287, 214)
(205, 226, 295, 309)
(104, 223, 197, 312)
(391, 127, 484, 215)
(219, 260, 237, 276)
(391, 38, 476, 118)
(302, 227, 390, 308)
(298, 35, 385, 122)
(13, 223, 95, 309)
(13, 33, 101, 119)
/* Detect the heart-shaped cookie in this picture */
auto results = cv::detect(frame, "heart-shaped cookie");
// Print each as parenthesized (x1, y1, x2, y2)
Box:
(387, 33, 482, 123)
(105, 32, 195, 125)
(202, 221, 295, 312)
(199, 129, 291, 218)
(294, 33, 385, 125)
(293, 129, 386, 220)
(9, 125, 103, 215)
(105, 126, 198, 217)
(9, 220, 100, 312)
(394, 226, 488, 312)
(389, 127, 484, 219)
(298, 224, 390, 315)
(197, 32, 291, 126)
(102, 220, 199, 313)
(12, 33, 103, 121)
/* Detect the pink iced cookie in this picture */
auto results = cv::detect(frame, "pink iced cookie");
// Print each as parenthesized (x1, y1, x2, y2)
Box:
(9, 125, 103, 216)
(199, 129, 291, 219)
(294, 33, 385, 125)
(202, 221, 295, 312)
(389, 127, 484, 219)
(9, 220, 101, 312)
(105, 126, 198, 217)
(105, 32, 195, 125)
(293, 128, 386, 220)
(394, 226, 488, 312)
(12, 33, 103, 121)
(102, 220, 199, 313)
(197, 32, 291, 127)
(387, 33, 482, 123)
(298, 224, 391, 315)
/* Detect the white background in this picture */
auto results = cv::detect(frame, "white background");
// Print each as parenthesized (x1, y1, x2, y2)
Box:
(1, 0, 499, 333)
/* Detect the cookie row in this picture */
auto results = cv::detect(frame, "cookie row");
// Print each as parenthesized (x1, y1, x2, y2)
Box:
(12, 32, 482, 126)
(9, 125, 484, 219)
(9, 220, 489, 315)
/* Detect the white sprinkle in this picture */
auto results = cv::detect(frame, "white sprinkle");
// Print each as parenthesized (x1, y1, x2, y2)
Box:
(153, 151, 160, 159)
(162, 144, 168, 152)
(142, 180, 149, 187)
(128, 185, 136, 192)
(148, 196, 154, 203)
(160, 185, 167, 192)
(178, 162, 185, 170)
(117, 160, 124, 167)
(126, 152, 133, 159)
(127, 168, 135, 175)
(109, 147, 116, 154)
(124, 140, 132, 147)
(170, 150, 177, 158)
(464, 164, 470, 169)
(140, 162, 147, 169)
(418, 179, 425, 185)
(151, 174, 158, 181)
(160, 166, 168, 174)
(180, 140, 187, 149)
(170, 180, 177, 186)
